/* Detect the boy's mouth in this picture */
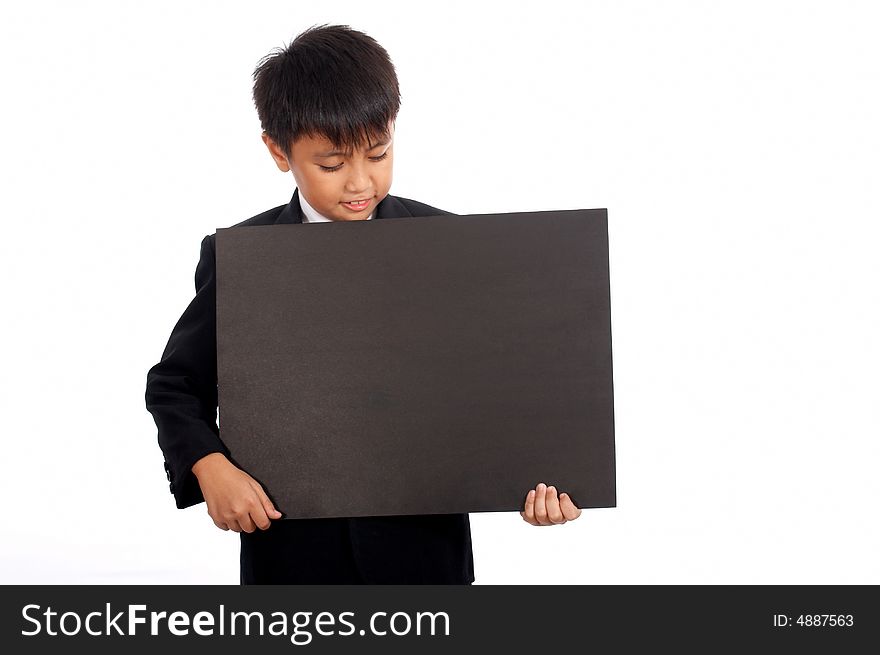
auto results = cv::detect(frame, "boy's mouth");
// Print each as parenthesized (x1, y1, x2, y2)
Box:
(341, 198, 371, 211)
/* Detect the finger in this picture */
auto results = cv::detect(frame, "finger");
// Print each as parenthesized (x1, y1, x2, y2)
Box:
(545, 486, 567, 524)
(560, 492, 583, 521)
(534, 482, 551, 525)
(209, 508, 230, 531)
(246, 485, 273, 530)
(250, 507, 272, 531)
(254, 483, 283, 521)
(238, 513, 257, 534)
(521, 489, 538, 525)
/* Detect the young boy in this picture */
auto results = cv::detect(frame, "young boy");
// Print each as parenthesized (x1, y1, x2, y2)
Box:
(145, 24, 581, 585)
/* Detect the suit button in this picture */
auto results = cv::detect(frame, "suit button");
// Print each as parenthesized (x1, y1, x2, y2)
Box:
(164, 462, 172, 481)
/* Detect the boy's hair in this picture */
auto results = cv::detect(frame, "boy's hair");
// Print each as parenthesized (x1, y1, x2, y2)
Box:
(252, 24, 400, 159)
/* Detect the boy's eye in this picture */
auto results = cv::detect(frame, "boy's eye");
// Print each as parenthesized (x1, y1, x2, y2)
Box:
(317, 151, 389, 173)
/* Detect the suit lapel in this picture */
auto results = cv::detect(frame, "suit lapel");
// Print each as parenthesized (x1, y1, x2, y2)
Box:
(273, 188, 414, 225)
(274, 188, 304, 224)
(374, 193, 413, 220)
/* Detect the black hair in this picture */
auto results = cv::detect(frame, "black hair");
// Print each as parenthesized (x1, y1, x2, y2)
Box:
(252, 24, 400, 158)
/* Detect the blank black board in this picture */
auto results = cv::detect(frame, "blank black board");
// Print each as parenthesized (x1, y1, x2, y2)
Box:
(215, 209, 615, 519)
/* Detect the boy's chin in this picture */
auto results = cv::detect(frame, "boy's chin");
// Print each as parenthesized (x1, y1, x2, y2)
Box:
(333, 198, 377, 220)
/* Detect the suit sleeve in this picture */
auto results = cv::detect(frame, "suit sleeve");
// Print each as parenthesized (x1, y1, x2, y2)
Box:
(145, 234, 230, 509)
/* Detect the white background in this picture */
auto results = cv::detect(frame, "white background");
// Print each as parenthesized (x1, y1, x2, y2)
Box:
(1, 0, 877, 584)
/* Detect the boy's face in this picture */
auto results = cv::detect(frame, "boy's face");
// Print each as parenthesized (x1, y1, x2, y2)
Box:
(263, 123, 394, 221)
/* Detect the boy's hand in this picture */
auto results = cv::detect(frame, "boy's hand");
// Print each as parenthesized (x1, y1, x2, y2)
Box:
(520, 482, 582, 526)
(192, 453, 283, 533)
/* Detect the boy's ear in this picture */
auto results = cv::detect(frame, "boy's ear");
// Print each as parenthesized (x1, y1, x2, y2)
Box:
(262, 132, 291, 173)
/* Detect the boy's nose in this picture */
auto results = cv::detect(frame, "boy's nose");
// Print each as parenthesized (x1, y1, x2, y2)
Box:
(344, 164, 371, 192)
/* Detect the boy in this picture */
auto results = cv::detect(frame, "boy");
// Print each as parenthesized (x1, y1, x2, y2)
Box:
(145, 24, 581, 585)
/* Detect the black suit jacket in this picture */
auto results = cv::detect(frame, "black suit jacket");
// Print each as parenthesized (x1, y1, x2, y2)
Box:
(145, 188, 474, 584)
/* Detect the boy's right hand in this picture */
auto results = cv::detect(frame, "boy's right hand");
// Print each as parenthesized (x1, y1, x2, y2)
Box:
(191, 453, 283, 533)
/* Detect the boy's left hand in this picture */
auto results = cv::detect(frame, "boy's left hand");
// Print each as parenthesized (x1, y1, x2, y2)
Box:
(520, 482, 582, 526)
